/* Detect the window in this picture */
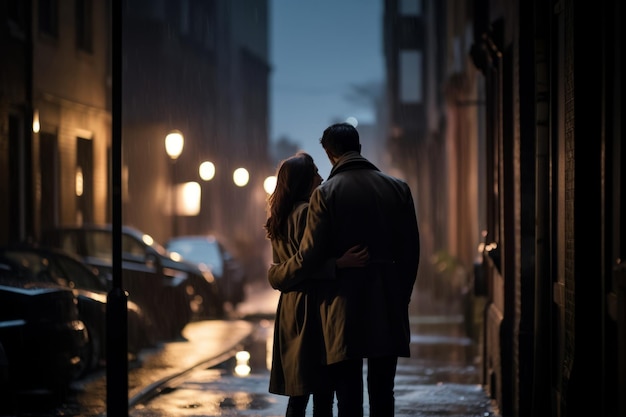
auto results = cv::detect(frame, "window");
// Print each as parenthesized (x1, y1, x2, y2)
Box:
(122, 235, 147, 260)
(39, 132, 59, 234)
(7, 0, 26, 37)
(77, 137, 94, 223)
(85, 231, 113, 262)
(399, 0, 422, 16)
(399, 49, 423, 103)
(180, 0, 189, 35)
(38, 0, 58, 38)
(76, 0, 93, 53)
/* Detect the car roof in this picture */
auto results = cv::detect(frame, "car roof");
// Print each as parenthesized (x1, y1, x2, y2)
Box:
(44, 224, 168, 254)
(46, 223, 143, 235)
(167, 235, 217, 243)
(0, 243, 85, 262)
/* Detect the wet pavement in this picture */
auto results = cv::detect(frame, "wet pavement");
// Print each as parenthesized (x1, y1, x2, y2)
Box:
(126, 317, 499, 417)
(0, 284, 501, 416)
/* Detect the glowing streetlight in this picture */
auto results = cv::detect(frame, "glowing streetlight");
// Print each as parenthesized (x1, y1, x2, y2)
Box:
(345, 116, 358, 127)
(199, 161, 215, 181)
(233, 167, 249, 187)
(165, 130, 184, 160)
(263, 175, 277, 194)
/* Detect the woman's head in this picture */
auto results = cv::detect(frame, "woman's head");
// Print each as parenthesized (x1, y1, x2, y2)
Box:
(276, 152, 321, 199)
(265, 152, 322, 241)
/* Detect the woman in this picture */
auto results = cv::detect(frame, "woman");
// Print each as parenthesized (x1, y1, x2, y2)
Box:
(264, 152, 366, 417)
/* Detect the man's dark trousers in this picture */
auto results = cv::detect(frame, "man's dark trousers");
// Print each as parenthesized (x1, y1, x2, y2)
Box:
(367, 355, 398, 417)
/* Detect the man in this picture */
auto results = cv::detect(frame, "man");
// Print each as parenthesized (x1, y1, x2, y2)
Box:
(268, 122, 420, 417)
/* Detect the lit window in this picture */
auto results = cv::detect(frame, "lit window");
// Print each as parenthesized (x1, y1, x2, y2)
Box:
(399, 50, 422, 103)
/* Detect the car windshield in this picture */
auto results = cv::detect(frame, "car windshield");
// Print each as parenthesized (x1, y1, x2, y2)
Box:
(0, 252, 50, 282)
(167, 239, 223, 276)
(0, 255, 38, 281)
(79, 230, 114, 262)
(0, 250, 105, 292)
(122, 227, 169, 257)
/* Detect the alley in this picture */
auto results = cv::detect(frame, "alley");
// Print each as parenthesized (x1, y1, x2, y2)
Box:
(0, 283, 500, 417)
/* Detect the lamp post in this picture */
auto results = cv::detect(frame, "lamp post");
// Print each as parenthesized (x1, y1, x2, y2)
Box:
(199, 161, 215, 229)
(165, 130, 184, 238)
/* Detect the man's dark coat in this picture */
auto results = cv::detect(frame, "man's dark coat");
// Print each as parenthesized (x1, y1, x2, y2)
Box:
(268, 151, 420, 364)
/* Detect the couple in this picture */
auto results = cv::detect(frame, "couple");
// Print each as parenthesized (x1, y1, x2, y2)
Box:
(265, 122, 420, 417)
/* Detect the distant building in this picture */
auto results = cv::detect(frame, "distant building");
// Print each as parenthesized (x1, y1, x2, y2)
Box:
(383, 0, 482, 315)
(0, 0, 272, 282)
(121, 0, 271, 258)
(0, 0, 111, 242)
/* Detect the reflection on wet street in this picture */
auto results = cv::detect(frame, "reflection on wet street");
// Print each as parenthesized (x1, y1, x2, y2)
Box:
(0, 286, 499, 416)
(128, 315, 492, 417)
(404, 316, 479, 385)
(130, 320, 286, 417)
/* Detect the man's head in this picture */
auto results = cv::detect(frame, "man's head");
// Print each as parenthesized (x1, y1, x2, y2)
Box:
(320, 122, 361, 164)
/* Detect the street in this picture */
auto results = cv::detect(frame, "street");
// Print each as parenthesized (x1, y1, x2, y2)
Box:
(128, 317, 498, 417)
(0, 283, 500, 416)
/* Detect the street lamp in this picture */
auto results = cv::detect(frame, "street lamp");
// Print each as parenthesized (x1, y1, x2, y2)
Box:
(165, 130, 184, 237)
(263, 175, 277, 194)
(199, 161, 215, 181)
(165, 130, 184, 160)
(233, 167, 249, 187)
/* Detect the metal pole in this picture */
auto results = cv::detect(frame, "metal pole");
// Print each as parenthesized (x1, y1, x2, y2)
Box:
(172, 160, 178, 237)
(107, 0, 129, 415)
(616, 265, 626, 417)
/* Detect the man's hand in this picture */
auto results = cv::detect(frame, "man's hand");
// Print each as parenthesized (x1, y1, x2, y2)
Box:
(336, 245, 369, 269)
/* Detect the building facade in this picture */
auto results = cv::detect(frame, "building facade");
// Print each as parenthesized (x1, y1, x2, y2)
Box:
(384, 0, 624, 416)
(121, 0, 271, 279)
(383, 0, 483, 318)
(1, 0, 112, 243)
(1, 0, 272, 282)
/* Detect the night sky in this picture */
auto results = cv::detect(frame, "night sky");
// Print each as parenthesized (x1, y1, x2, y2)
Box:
(270, 0, 384, 179)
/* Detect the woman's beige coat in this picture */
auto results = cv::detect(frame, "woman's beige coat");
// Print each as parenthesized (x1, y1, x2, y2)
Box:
(268, 202, 334, 396)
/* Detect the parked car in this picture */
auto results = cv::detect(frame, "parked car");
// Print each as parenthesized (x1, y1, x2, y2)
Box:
(42, 225, 225, 330)
(0, 245, 157, 377)
(0, 257, 88, 395)
(166, 235, 246, 308)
